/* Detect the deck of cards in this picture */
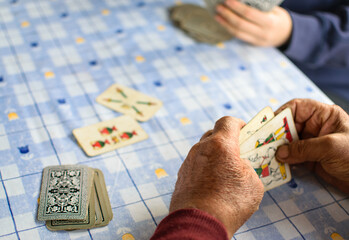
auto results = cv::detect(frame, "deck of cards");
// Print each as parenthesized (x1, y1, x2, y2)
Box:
(239, 107, 298, 191)
(37, 165, 113, 230)
(169, 4, 232, 44)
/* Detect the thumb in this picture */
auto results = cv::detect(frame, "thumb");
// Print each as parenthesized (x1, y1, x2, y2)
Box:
(276, 137, 330, 164)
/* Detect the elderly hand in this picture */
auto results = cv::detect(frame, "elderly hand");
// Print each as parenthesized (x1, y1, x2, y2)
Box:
(215, 0, 292, 47)
(169, 116, 264, 238)
(275, 99, 349, 195)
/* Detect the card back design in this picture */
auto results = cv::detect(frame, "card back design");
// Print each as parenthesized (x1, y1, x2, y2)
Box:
(38, 165, 92, 221)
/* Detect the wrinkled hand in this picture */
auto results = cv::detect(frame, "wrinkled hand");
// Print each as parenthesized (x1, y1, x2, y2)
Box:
(170, 116, 264, 238)
(275, 99, 349, 195)
(215, 0, 292, 47)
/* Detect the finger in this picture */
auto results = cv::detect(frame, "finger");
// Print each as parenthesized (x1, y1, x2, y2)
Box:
(212, 116, 245, 141)
(216, 5, 263, 37)
(276, 136, 336, 164)
(200, 130, 213, 141)
(224, 0, 270, 26)
(276, 99, 348, 137)
(215, 15, 262, 46)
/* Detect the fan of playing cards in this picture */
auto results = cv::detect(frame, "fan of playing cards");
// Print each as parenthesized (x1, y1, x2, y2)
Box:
(37, 165, 113, 230)
(239, 107, 298, 191)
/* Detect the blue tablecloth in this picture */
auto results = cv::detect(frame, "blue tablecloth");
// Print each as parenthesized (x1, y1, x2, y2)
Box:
(0, 0, 348, 239)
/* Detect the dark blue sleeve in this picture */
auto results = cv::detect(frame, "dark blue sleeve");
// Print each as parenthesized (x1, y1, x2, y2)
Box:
(282, 5, 349, 69)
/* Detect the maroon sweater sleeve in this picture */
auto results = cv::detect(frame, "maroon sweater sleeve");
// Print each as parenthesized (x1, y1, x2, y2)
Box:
(150, 209, 229, 240)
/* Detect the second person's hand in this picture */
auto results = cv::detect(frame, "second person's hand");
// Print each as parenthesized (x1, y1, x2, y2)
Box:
(215, 0, 293, 47)
(275, 99, 349, 195)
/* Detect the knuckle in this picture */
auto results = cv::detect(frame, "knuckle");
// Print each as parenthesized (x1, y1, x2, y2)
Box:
(210, 135, 226, 148)
(293, 140, 307, 156)
(332, 104, 345, 115)
(267, 18, 276, 28)
(218, 115, 234, 123)
(322, 135, 337, 148)
(261, 32, 273, 45)
(215, 116, 233, 128)
(190, 142, 201, 152)
(234, 19, 243, 30)
(243, 8, 253, 19)
(292, 98, 302, 105)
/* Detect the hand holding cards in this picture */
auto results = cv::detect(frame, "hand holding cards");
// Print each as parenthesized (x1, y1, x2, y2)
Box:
(240, 107, 298, 191)
(37, 165, 112, 230)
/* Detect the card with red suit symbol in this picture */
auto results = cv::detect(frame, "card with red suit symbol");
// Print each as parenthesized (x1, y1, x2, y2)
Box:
(72, 115, 148, 157)
(240, 139, 291, 191)
(240, 108, 298, 155)
(239, 107, 298, 191)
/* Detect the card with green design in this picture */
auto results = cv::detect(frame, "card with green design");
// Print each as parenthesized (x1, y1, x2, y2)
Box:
(96, 83, 162, 122)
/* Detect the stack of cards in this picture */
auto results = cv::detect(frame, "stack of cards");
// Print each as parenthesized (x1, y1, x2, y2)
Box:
(169, 4, 232, 44)
(204, 0, 284, 13)
(239, 107, 298, 191)
(37, 165, 113, 230)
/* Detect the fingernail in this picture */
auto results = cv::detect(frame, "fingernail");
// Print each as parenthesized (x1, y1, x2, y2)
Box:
(276, 145, 289, 160)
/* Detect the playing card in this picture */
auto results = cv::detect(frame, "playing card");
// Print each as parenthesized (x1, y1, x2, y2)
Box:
(46, 185, 96, 230)
(94, 168, 113, 227)
(96, 84, 162, 122)
(240, 107, 298, 155)
(239, 106, 274, 145)
(37, 165, 94, 221)
(72, 115, 148, 157)
(241, 139, 291, 191)
(240, 0, 284, 12)
(169, 4, 232, 44)
(93, 179, 103, 226)
(203, 0, 224, 14)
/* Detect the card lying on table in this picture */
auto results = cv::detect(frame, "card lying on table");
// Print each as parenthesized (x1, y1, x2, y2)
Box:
(38, 165, 113, 231)
(96, 84, 162, 122)
(73, 115, 148, 157)
(239, 107, 298, 191)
